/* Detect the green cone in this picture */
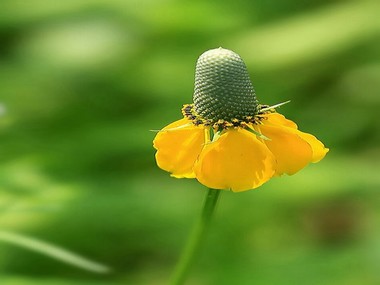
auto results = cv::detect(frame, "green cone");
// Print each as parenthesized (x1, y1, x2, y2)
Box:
(193, 47, 258, 122)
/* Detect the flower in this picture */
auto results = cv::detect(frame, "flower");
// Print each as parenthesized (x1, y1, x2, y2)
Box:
(153, 48, 328, 192)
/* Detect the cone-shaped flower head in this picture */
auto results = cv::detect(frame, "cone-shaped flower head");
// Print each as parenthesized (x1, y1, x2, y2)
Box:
(193, 48, 258, 122)
(153, 47, 329, 192)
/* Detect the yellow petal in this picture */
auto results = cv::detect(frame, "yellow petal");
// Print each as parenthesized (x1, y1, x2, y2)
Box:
(194, 129, 276, 192)
(153, 118, 205, 178)
(296, 132, 329, 162)
(265, 113, 298, 129)
(258, 124, 313, 176)
(263, 112, 329, 163)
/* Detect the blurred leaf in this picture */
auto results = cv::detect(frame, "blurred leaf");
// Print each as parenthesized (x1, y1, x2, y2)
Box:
(232, 1, 380, 70)
(0, 276, 118, 285)
(0, 230, 110, 274)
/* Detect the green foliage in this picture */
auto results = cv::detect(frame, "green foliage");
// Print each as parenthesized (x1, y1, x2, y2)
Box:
(1, 0, 380, 284)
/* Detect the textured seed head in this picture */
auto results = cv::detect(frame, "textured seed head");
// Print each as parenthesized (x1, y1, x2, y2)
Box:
(193, 47, 258, 122)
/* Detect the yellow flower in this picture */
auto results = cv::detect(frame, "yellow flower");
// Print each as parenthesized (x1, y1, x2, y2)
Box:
(153, 48, 328, 192)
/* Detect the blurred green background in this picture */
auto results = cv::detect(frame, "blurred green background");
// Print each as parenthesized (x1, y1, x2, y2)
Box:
(1, 0, 380, 284)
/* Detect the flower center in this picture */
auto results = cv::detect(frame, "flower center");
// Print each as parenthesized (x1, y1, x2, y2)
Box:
(193, 47, 258, 123)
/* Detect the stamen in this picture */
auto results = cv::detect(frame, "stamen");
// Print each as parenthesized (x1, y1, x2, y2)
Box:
(181, 104, 270, 130)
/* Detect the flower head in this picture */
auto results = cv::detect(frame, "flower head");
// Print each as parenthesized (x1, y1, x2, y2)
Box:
(153, 48, 328, 192)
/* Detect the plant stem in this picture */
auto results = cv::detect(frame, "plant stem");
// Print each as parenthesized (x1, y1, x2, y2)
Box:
(170, 188, 221, 285)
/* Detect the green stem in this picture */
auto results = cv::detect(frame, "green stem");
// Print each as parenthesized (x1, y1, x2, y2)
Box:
(170, 188, 221, 285)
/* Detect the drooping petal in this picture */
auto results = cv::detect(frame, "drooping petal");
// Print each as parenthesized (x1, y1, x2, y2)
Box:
(265, 112, 298, 129)
(194, 128, 276, 192)
(296, 132, 329, 162)
(153, 118, 205, 178)
(263, 112, 329, 164)
(257, 123, 313, 176)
